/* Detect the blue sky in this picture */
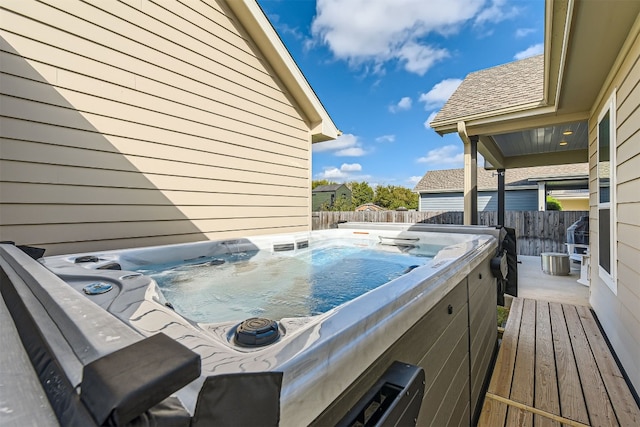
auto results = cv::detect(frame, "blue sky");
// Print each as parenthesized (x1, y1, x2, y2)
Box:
(256, 0, 544, 189)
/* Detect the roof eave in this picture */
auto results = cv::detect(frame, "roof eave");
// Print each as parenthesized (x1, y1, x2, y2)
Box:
(224, 0, 340, 142)
(430, 102, 554, 136)
(431, 0, 572, 137)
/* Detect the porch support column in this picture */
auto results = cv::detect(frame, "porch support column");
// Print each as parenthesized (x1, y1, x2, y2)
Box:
(538, 182, 546, 211)
(497, 169, 505, 226)
(458, 121, 478, 225)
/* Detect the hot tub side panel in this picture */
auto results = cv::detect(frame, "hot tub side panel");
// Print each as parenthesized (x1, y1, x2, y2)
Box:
(310, 279, 470, 427)
(469, 258, 499, 423)
(309, 257, 498, 426)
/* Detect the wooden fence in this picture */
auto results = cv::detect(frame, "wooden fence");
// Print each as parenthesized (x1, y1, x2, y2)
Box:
(312, 211, 589, 256)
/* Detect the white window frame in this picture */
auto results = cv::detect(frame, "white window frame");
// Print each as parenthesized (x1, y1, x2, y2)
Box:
(597, 91, 617, 294)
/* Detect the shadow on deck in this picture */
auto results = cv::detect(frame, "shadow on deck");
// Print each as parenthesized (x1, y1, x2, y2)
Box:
(515, 255, 590, 307)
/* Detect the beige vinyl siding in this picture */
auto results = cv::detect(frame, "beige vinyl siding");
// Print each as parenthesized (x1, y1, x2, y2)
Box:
(0, 0, 315, 255)
(588, 26, 640, 392)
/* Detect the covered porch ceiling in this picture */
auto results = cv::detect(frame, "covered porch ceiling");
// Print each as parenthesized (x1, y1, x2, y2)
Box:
(430, 0, 640, 170)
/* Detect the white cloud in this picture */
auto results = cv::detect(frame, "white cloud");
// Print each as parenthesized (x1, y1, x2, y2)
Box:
(417, 144, 464, 166)
(376, 134, 396, 143)
(319, 167, 348, 179)
(312, 133, 359, 153)
(515, 28, 536, 38)
(340, 163, 362, 172)
(311, 0, 504, 75)
(474, 0, 519, 26)
(389, 97, 412, 113)
(316, 164, 369, 181)
(313, 133, 367, 156)
(408, 175, 423, 185)
(424, 111, 439, 128)
(419, 78, 463, 110)
(336, 147, 366, 157)
(514, 43, 544, 60)
(398, 43, 450, 76)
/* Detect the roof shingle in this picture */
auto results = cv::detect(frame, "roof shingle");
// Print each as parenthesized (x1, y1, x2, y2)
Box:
(432, 55, 544, 125)
(413, 163, 589, 192)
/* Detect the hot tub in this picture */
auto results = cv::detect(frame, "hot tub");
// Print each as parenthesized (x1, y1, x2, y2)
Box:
(0, 223, 510, 426)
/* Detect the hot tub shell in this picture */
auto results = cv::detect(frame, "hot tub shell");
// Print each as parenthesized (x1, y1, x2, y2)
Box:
(0, 223, 509, 426)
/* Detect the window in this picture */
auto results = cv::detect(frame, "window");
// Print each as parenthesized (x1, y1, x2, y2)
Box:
(597, 92, 616, 294)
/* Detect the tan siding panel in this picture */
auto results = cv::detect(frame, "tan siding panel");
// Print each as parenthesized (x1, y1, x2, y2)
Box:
(0, 0, 315, 251)
(0, 166, 308, 198)
(1, 4, 290, 103)
(1, 146, 307, 184)
(617, 97, 640, 145)
(86, 0, 267, 74)
(1, 144, 309, 189)
(618, 280, 640, 328)
(2, 97, 308, 159)
(1, 217, 308, 245)
(1, 43, 301, 124)
(617, 154, 640, 184)
(137, 0, 254, 56)
(0, 204, 309, 226)
(616, 52, 640, 116)
(618, 263, 640, 301)
(0, 19, 301, 122)
(0, 118, 309, 169)
(43, 0, 293, 108)
(0, 182, 308, 207)
(617, 241, 640, 276)
(617, 179, 639, 203)
(1, 76, 307, 147)
(1, 65, 307, 137)
(617, 204, 640, 227)
(617, 130, 640, 165)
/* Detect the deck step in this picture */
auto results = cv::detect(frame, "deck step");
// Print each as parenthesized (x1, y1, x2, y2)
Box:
(477, 298, 640, 427)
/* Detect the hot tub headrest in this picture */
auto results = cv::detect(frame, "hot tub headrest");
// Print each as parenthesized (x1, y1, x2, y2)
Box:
(80, 333, 200, 426)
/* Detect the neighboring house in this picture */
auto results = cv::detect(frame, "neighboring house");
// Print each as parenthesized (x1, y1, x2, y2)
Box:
(431, 0, 640, 393)
(0, 0, 339, 255)
(414, 164, 589, 212)
(312, 184, 351, 211)
(355, 203, 385, 212)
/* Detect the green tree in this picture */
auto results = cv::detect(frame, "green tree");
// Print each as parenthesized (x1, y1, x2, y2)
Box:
(330, 194, 353, 211)
(373, 185, 394, 209)
(374, 185, 418, 210)
(546, 195, 563, 211)
(318, 194, 352, 211)
(350, 181, 374, 207)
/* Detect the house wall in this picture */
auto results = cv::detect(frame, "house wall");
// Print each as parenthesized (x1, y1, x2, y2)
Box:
(312, 192, 333, 211)
(0, 0, 312, 255)
(553, 197, 588, 211)
(419, 189, 538, 212)
(588, 18, 640, 392)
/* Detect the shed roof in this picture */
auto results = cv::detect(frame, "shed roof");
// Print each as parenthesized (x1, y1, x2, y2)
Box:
(413, 163, 588, 193)
(313, 184, 347, 193)
(432, 55, 544, 125)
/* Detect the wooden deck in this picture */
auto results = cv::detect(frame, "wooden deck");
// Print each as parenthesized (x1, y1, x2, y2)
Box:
(478, 298, 640, 427)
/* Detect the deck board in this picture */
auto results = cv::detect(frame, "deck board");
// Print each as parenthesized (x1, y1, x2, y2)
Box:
(576, 305, 640, 426)
(563, 305, 618, 427)
(549, 302, 589, 425)
(506, 299, 536, 427)
(535, 301, 560, 427)
(479, 297, 524, 427)
(478, 298, 640, 427)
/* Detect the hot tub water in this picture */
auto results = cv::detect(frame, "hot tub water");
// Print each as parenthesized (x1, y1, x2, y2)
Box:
(138, 244, 434, 323)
